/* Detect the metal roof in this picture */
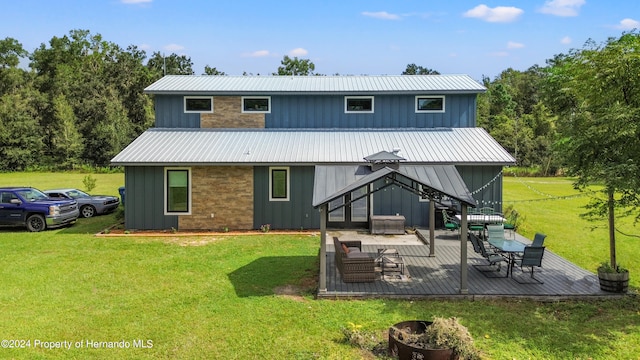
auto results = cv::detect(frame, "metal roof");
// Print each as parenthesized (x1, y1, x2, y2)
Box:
(144, 75, 486, 95)
(312, 165, 476, 208)
(111, 128, 515, 166)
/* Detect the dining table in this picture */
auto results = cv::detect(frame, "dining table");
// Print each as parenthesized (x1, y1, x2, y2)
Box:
(455, 214, 506, 225)
(486, 238, 526, 277)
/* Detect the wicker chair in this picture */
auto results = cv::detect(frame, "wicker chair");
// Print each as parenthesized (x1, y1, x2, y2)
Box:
(333, 237, 375, 283)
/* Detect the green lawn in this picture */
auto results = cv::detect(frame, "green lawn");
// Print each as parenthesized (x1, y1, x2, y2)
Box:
(0, 172, 639, 359)
(503, 176, 639, 286)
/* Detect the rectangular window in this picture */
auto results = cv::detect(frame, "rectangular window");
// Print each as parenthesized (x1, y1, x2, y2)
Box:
(415, 96, 445, 113)
(345, 96, 374, 113)
(184, 96, 213, 113)
(328, 197, 345, 222)
(269, 167, 289, 201)
(165, 168, 191, 215)
(242, 96, 271, 113)
(351, 186, 368, 222)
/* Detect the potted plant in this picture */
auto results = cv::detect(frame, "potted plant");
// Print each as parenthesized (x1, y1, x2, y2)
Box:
(597, 262, 629, 293)
(389, 317, 480, 360)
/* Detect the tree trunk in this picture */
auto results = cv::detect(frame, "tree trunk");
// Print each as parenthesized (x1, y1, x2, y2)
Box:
(608, 188, 616, 270)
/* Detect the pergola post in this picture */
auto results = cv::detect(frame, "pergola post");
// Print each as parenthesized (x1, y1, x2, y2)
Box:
(459, 205, 469, 294)
(429, 197, 435, 256)
(318, 204, 327, 293)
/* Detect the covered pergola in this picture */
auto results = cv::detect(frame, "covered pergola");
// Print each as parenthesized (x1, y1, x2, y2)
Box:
(313, 162, 477, 294)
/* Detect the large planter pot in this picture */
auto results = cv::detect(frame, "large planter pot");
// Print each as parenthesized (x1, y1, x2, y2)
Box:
(389, 321, 457, 360)
(597, 269, 629, 293)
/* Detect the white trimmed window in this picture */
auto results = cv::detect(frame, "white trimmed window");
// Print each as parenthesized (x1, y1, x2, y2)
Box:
(419, 184, 429, 202)
(415, 95, 445, 113)
(184, 96, 213, 113)
(345, 96, 374, 113)
(269, 167, 290, 201)
(242, 96, 271, 113)
(164, 168, 192, 215)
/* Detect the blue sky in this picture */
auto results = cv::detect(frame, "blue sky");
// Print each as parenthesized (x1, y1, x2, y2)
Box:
(2, 0, 638, 80)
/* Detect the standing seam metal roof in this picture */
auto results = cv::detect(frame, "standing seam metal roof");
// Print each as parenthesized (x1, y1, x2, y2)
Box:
(144, 75, 486, 94)
(110, 128, 515, 166)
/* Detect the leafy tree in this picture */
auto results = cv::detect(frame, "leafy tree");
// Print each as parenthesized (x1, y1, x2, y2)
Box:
(203, 65, 225, 75)
(276, 56, 315, 75)
(0, 37, 28, 69)
(552, 32, 640, 270)
(0, 88, 44, 170)
(50, 94, 83, 168)
(402, 63, 439, 75)
(147, 52, 194, 77)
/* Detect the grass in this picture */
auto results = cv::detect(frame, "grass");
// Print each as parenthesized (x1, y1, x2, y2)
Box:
(1, 172, 639, 359)
(503, 175, 639, 286)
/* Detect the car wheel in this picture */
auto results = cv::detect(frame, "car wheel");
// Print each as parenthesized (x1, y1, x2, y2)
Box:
(26, 214, 46, 232)
(80, 205, 96, 218)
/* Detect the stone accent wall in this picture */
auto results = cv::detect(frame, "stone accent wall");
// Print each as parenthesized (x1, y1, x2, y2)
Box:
(201, 96, 265, 128)
(178, 166, 254, 230)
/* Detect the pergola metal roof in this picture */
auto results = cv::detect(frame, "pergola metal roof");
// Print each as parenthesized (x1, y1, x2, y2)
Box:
(312, 165, 476, 208)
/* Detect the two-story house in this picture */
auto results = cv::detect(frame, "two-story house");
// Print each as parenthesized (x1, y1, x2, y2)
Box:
(111, 75, 515, 232)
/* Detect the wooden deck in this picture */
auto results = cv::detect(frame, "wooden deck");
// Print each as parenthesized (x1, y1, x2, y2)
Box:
(319, 229, 620, 300)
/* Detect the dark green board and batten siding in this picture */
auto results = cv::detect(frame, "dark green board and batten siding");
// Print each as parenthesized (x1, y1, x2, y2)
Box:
(253, 166, 319, 230)
(124, 166, 178, 230)
(122, 165, 502, 231)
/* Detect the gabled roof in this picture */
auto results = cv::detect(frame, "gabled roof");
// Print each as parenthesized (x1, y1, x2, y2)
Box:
(312, 165, 477, 207)
(110, 128, 515, 166)
(144, 75, 486, 95)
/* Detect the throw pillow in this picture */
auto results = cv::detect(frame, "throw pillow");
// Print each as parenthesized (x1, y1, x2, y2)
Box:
(341, 243, 350, 254)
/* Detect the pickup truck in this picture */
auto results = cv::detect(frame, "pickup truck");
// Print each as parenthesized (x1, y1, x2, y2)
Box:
(0, 187, 80, 232)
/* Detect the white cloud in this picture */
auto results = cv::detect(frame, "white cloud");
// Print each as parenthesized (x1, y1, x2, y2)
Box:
(138, 43, 152, 51)
(163, 44, 184, 52)
(362, 11, 401, 20)
(539, 0, 585, 17)
(288, 48, 308, 57)
(463, 4, 523, 23)
(244, 50, 270, 58)
(561, 36, 572, 44)
(489, 51, 509, 57)
(507, 41, 525, 49)
(615, 18, 640, 30)
(121, 0, 152, 4)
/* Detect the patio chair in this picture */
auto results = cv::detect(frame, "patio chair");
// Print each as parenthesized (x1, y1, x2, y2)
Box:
(512, 246, 545, 284)
(532, 233, 547, 247)
(470, 233, 507, 277)
(486, 224, 506, 241)
(441, 210, 459, 232)
(503, 210, 518, 238)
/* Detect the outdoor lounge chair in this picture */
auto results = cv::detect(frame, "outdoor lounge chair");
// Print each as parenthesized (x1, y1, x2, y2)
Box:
(469, 233, 507, 277)
(513, 246, 545, 284)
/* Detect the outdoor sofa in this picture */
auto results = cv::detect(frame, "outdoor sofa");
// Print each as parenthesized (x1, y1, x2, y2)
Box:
(333, 237, 376, 283)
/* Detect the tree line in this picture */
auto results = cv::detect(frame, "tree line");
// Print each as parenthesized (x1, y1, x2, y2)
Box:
(0, 29, 638, 182)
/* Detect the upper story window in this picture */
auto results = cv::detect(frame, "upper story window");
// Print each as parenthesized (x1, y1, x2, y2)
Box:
(345, 96, 374, 113)
(242, 96, 271, 113)
(184, 96, 213, 113)
(415, 95, 445, 113)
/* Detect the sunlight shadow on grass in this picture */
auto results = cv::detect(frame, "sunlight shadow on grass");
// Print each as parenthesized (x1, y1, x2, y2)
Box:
(228, 256, 316, 297)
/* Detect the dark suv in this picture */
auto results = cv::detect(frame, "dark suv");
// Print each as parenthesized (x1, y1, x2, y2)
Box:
(0, 187, 79, 232)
